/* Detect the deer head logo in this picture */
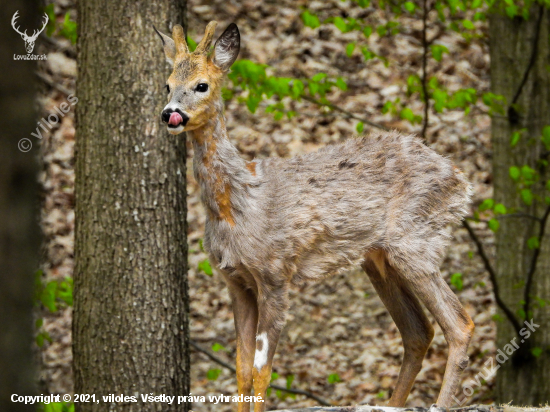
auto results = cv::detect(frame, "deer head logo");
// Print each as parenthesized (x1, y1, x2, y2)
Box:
(12, 11, 48, 54)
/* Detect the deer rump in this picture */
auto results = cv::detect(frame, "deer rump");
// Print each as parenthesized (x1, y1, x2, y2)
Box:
(207, 131, 471, 285)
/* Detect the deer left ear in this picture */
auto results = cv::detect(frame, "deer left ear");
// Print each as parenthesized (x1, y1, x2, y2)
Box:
(153, 25, 177, 66)
(212, 23, 240, 71)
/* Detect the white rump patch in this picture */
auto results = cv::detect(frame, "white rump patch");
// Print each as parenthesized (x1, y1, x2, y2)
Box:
(253, 332, 269, 370)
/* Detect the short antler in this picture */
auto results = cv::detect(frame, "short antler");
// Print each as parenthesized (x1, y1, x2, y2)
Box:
(194, 21, 218, 55)
(11, 11, 28, 39)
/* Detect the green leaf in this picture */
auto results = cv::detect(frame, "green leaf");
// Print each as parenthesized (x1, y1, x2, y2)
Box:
(546, 180, 550, 191)
(520, 189, 533, 206)
(531, 347, 543, 357)
(430, 44, 449, 62)
(362, 26, 373, 38)
(509, 166, 521, 181)
(44, 4, 56, 37)
(404, 1, 417, 12)
(270, 372, 279, 382)
(344, 42, 355, 58)
(59, 13, 77, 44)
(311, 73, 327, 82)
(400, 107, 415, 122)
(356, 122, 364, 133)
(206, 368, 221, 380)
(198, 259, 213, 276)
(479, 198, 494, 212)
(450, 273, 463, 291)
(542, 126, 550, 150)
(492, 313, 504, 322)
(301, 10, 320, 29)
(327, 373, 341, 384)
(333, 16, 348, 33)
(335, 77, 347, 91)
(187, 36, 197, 52)
(286, 374, 295, 389)
(462, 19, 474, 30)
(527, 237, 540, 250)
(211, 342, 225, 352)
(488, 218, 500, 232)
(493, 203, 507, 215)
(510, 131, 521, 147)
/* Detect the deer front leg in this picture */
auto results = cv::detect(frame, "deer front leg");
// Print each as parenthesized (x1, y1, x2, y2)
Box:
(226, 279, 259, 412)
(252, 287, 289, 412)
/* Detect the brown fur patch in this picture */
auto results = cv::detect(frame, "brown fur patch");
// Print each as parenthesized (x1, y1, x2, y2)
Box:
(215, 181, 235, 226)
(246, 162, 256, 176)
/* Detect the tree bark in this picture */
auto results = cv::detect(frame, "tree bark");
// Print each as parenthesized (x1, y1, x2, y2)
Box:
(0, 1, 40, 410)
(490, 6, 550, 405)
(74, 1, 189, 411)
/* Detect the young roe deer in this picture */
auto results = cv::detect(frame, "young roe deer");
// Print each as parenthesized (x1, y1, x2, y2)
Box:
(155, 21, 475, 412)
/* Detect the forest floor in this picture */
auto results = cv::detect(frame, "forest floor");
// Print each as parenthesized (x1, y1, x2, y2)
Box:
(37, 0, 498, 411)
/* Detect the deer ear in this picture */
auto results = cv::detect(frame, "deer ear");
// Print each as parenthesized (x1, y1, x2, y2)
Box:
(212, 23, 240, 71)
(154, 25, 176, 66)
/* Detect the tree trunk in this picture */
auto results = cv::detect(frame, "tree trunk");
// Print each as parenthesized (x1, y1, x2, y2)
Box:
(490, 6, 550, 405)
(0, 1, 40, 410)
(74, 2, 189, 411)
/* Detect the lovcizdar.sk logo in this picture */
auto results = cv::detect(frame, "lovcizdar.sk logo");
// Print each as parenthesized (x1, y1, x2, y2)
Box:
(12, 10, 48, 60)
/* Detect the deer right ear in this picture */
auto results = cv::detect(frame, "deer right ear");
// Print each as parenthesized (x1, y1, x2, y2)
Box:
(212, 23, 240, 71)
(153, 25, 176, 66)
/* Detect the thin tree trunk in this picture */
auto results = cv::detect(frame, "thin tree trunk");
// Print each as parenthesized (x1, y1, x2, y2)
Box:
(74, 2, 189, 411)
(0, 1, 40, 410)
(490, 6, 550, 405)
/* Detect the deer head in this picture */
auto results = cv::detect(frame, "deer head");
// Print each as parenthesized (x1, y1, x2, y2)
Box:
(154, 22, 240, 135)
(12, 11, 48, 54)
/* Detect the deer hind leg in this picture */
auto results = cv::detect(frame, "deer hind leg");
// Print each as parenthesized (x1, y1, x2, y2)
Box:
(400, 269, 475, 407)
(226, 279, 259, 412)
(252, 285, 289, 412)
(362, 252, 434, 407)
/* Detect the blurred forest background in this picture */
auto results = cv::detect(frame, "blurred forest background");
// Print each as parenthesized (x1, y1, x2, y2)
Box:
(3, 0, 550, 410)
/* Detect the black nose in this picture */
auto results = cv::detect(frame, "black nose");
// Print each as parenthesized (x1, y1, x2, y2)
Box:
(161, 108, 189, 126)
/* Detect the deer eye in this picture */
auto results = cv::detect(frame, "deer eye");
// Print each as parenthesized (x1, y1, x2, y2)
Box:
(165, 85, 170, 93)
(195, 83, 209, 93)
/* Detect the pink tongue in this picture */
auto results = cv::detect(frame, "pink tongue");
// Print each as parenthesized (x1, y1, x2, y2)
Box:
(168, 112, 183, 126)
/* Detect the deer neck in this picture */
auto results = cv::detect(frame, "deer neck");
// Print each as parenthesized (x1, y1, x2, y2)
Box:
(188, 100, 254, 227)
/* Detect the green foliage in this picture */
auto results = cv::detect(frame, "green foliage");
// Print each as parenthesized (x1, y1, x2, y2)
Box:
(38, 402, 74, 412)
(451, 272, 464, 291)
(44, 4, 56, 36)
(542, 126, 550, 150)
(488, 218, 500, 232)
(211, 342, 226, 352)
(531, 347, 543, 357)
(226, 60, 349, 119)
(187, 36, 197, 52)
(301, 10, 321, 29)
(206, 368, 221, 380)
(198, 258, 213, 276)
(43, 5, 77, 44)
(527, 236, 540, 250)
(430, 44, 449, 61)
(35, 271, 73, 312)
(327, 373, 341, 384)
